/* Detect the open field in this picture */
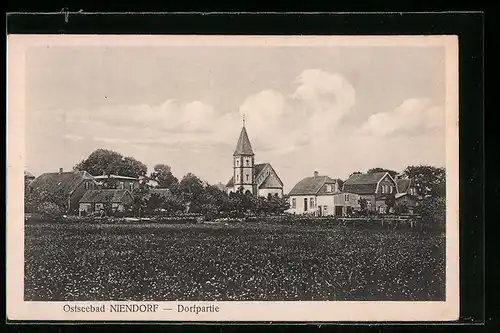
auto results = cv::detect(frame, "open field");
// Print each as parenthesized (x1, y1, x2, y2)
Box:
(24, 221, 445, 301)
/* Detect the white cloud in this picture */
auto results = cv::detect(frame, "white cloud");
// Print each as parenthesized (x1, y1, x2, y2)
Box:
(360, 98, 445, 137)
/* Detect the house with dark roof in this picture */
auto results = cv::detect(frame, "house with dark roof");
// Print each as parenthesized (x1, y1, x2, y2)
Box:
(287, 171, 360, 216)
(395, 178, 420, 213)
(225, 124, 284, 197)
(29, 168, 99, 213)
(78, 189, 133, 215)
(342, 171, 398, 213)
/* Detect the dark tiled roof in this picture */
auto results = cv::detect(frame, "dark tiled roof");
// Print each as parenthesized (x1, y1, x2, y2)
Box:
(79, 189, 131, 203)
(289, 175, 337, 196)
(343, 172, 388, 195)
(254, 163, 268, 177)
(30, 171, 94, 196)
(233, 126, 254, 156)
(396, 178, 411, 193)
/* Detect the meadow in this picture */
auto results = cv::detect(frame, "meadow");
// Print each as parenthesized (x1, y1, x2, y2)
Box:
(24, 221, 445, 301)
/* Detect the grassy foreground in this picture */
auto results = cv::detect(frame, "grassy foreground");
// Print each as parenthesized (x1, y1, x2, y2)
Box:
(24, 222, 445, 301)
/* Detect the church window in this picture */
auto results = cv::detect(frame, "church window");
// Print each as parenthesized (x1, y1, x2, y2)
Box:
(236, 159, 239, 166)
(236, 175, 239, 182)
(246, 174, 249, 182)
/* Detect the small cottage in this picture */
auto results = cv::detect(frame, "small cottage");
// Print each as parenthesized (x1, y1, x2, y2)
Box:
(78, 189, 133, 215)
(342, 172, 398, 213)
(287, 171, 359, 216)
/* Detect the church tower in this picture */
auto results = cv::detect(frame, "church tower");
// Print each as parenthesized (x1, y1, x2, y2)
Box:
(233, 118, 255, 194)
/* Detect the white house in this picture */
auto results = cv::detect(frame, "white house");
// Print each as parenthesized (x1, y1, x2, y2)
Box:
(287, 171, 360, 216)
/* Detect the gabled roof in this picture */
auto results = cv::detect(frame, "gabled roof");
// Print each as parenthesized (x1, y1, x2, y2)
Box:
(79, 189, 132, 203)
(343, 172, 392, 195)
(289, 175, 337, 196)
(396, 178, 412, 193)
(233, 126, 254, 156)
(255, 163, 284, 187)
(29, 171, 95, 196)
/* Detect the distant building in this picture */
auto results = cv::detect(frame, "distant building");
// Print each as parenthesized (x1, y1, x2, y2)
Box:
(287, 171, 359, 216)
(93, 174, 140, 190)
(78, 189, 134, 215)
(225, 124, 284, 197)
(29, 168, 98, 213)
(138, 176, 159, 188)
(342, 172, 398, 213)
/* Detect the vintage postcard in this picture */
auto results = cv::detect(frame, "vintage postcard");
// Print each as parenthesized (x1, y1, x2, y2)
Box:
(7, 34, 459, 322)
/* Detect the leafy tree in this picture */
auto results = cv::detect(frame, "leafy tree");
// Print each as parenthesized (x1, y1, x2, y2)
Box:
(395, 202, 409, 215)
(415, 196, 446, 228)
(130, 181, 151, 217)
(74, 149, 147, 178)
(403, 165, 446, 197)
(384, 193, 396, 214)
(37, 201, 64, 219)
(367, 167, 398, 178)
(160, 195, 185, 215)
(179, 173, 204, 200)
(150, 164, 179, 189)
(25, 185, 68, 213)
(358, 198, 368, 214)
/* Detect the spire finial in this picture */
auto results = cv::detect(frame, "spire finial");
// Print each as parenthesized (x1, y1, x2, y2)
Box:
(242, 113, 246, 127)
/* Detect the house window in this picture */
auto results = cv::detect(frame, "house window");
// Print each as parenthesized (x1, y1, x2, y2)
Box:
(291, 198, 296, 208)
(390, 186, 393, 193)
(310, 198, 315, 208)
(112, 203, 119, 211)
(326, 184, 332, 192)
(120, 182, 125, 189)
(323, 205, 328, 214)
(346, 194, 350, 201)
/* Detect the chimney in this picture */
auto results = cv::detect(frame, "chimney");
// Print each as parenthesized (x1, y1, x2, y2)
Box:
(314, 171, 319, 177)
(59, 168, 63, 174)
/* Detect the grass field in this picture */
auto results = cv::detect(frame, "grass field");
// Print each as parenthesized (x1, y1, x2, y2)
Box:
(24, 222, 445, 301)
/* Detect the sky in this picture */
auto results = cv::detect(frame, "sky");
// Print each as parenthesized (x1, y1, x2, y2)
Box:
(24, 44, 447, 192)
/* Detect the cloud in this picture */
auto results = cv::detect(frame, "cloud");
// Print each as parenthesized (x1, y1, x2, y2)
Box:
(63, 134, 84, 141)
(360, 98, 445, 137)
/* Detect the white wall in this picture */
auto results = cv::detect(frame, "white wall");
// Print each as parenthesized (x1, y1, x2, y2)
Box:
(287, 195, 317, 214)
(258, 188, 283, 198)
(316, 195, 335, 216)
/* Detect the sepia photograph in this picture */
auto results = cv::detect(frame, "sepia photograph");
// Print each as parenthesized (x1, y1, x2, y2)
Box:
(7, 34, 459, 322)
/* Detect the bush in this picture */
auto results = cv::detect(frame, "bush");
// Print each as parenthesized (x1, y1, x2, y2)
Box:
(36, 202, 64, 220)
(415, 197, 446, 229)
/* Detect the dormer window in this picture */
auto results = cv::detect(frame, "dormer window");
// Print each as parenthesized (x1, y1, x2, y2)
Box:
(326, 184, 332, 192)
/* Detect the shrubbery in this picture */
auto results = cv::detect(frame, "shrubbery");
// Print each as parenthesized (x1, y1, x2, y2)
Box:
(415, 197, 446, 229)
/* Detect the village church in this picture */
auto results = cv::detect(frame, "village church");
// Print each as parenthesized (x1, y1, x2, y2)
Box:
(225, 122, 284, 198)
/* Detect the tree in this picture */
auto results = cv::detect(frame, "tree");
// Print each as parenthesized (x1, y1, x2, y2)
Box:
(415, 196, 446, 228)
(179, 173, 204, 200)
(74, 149, 147, 177)
(150, 164, 179, 189)
(130, 180, 151, 217)
(160, 195, 185, 215)
(403, 165, 446, 197)
(384, 193, 396, 214)
(37, 201, 64, 219)
(367, 167, 398, 178)
(358, 198, 368, 214)
(25, 185, 68, 213)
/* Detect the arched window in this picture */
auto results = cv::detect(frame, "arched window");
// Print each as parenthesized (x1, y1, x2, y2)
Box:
(246, 174, 249, 182)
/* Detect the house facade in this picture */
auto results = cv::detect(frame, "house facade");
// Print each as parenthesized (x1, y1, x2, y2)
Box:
(93, 174, 140, 190)
(342, 172, 398, 213)
(225, 124, 284, 197)
(29, 168, 99, 213)
(78, 189, 134, 215)
(287, 171, 359, 216)
(395, 178, 420, 213)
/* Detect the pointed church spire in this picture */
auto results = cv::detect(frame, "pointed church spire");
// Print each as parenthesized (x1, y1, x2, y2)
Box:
(233, 121, 254, 156)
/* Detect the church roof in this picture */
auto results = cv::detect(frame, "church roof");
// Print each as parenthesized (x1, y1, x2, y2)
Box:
(233, 126, 254, 156)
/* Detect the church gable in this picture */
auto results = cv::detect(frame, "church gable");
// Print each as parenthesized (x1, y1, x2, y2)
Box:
(259, 173, 282, 189)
